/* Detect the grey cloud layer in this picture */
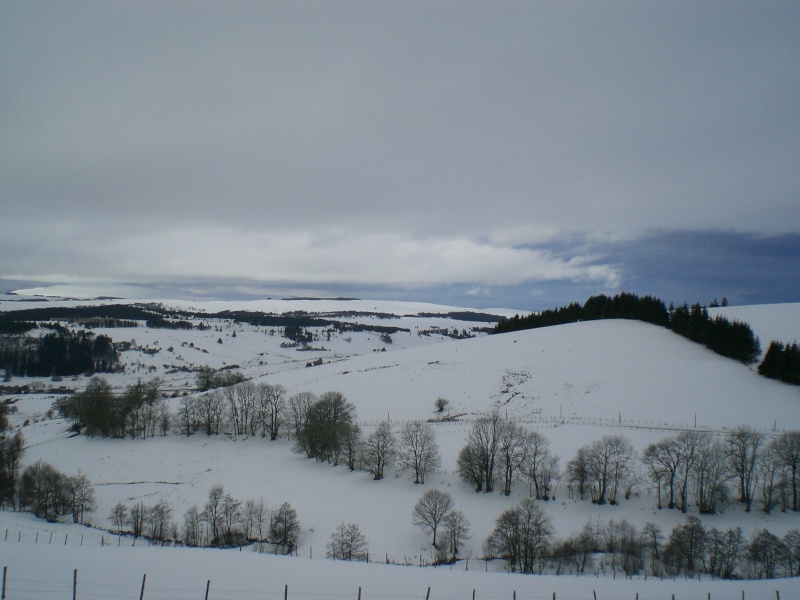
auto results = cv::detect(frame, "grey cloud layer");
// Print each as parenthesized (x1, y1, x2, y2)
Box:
(2, 1, 799, 300)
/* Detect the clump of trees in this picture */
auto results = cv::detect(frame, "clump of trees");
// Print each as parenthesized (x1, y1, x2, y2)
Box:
(178, 381, 287, 439)
(457, 411, 559, 498)
(56, 376, 169, 438)
(484, 498, 553, 574)
(19, 461, 95, 523)
(195, 367, 247, 391)
(669, 303, 761, 363)
(759, 341, 800, 385)
(0, 326, 119, 377)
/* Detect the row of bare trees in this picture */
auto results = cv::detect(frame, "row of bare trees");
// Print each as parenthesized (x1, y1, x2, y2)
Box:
(177, 381, 287, 439)
(456, 412, 800, 516)
(110, 484, 300, 551)
(641, 426, 800, 514)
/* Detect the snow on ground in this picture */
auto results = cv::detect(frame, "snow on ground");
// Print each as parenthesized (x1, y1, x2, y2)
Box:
(2, 299, 800, 597)
(2, 511, 798, 600)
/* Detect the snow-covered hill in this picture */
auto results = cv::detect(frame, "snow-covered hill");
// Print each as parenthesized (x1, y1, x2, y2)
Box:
(2, 297, 800, 598)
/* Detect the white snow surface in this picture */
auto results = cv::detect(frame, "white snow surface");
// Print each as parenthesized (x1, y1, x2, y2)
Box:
(2, 298, 800, 598)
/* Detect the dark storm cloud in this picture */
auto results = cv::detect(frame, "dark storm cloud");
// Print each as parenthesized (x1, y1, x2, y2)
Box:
(1, 1, 799, 305)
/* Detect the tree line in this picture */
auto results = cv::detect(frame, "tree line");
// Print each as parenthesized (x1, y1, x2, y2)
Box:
(493, 293, 762, 364)
(455, 412, 800, 517)
(0, 325, 119, 378)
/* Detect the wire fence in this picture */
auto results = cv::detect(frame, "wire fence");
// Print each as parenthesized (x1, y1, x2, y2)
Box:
(0, 566, 792, 600)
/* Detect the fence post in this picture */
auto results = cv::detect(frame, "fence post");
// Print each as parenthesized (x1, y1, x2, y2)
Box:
(357, 587, 361, 600)
(139, 574, 146, 600)
(284, 584, 288, 600)
(426, 586, 430, 600)
(205, 580, 210, 600)
(776, 591, 780, 600)
(2, 565, 7, 600)
(73, 569, 77, 600)
(593, 591, 597, 600)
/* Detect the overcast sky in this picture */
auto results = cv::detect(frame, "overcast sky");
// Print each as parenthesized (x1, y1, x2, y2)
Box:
(2, 1, 799, 310)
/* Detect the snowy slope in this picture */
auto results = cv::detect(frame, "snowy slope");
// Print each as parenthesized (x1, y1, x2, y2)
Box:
(3, 301, 800, 597)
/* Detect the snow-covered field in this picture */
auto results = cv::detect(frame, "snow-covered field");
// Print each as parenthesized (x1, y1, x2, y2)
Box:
(2, 295, 800, 599)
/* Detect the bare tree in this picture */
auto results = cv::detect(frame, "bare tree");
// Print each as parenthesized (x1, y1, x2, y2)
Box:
(128, 501, 147, 539)
(566, 446, 590, 500)
(726, 425, 764, 511)
(434, 397, 449, 413)
(225, 381, 257, 436)
(412, 488, 454, 548)
(202, 483, 226, 545)
(691, 433, 730, 514)
(66, 473, 95, 524)
(326, 522, 369, 561)
(747, 529, 785, 579)
(457, 411, 503, 492)
(221, 492, 242, 543)
(498, 420, 529, 495)
(442, 509, 471, 560)
(484, 498, 553, 574)
(109, 502, 128, 534)
(269, 501, 300, 553)
(363, 420, 396, 480)
(663, 515, 706, 575)
(196, 390, 225, 435)
(243, 497, 269, 541)
(340, 421, 363, 472)
(772, 431, 800, 511)
(521, 430, 559, 500)
(182, 504, 202, 546)
(398, 421, 441, 484)
(257, 382, 287, 440)
(757, 440, 784, 513)
(147, 498, 173, 541)
(578, 435, 636, 504)
(175, 395, 197, 436)
(288, 391, 316, 441)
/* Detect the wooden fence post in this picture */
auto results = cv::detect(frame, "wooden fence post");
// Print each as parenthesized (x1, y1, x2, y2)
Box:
(139, 574, 146, 600)
(72, 569, 77, 600)
(204, 580, 210, 600)
(284, 584, 288, 600)
(425, 586, 430, 600)
(2, 565, 7, 600)
(357, 586, 361, 600)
